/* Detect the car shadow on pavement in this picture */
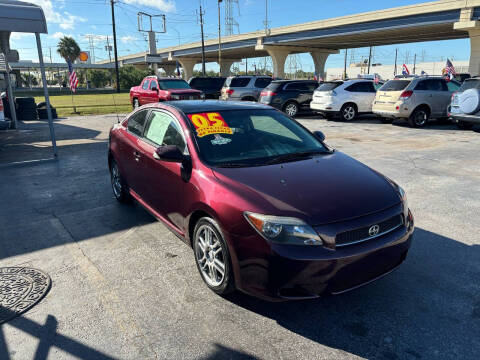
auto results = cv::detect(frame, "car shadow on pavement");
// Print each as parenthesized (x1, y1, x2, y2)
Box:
(224, 228, 480, 359)
(0, 309, 117, 360)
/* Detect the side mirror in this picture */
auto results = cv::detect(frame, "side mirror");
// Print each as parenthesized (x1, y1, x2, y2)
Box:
(153, 145, 184, 162)
(313, 130, 325, 142)
(151, 87, 158, 92)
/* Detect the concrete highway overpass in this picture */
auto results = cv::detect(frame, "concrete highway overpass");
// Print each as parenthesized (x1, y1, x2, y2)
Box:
(107, 0, 480, 79)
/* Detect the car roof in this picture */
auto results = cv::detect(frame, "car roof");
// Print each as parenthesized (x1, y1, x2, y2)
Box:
(271, 79, 317, 83)
(146, 100, 273, 114)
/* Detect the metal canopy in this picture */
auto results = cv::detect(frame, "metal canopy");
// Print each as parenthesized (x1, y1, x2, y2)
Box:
(0, 1, 47, 33)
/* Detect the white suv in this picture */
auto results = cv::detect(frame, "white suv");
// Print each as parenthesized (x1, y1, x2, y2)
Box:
(310, 79, 383, 121)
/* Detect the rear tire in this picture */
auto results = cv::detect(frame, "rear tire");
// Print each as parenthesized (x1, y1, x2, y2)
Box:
(340, 103, 357, 121)
(283, 101, 299, 117)
(109, 159, 131, 203)
(408, 107, 429, 128)
(193, 217, 235, 296)
(457, 120, 474, 130)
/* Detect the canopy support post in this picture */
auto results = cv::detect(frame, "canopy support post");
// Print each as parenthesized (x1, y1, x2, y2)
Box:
(35, 32, 57, 157)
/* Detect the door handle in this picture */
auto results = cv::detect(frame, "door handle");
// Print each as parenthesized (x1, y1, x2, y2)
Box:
(133, 151, 141, 162)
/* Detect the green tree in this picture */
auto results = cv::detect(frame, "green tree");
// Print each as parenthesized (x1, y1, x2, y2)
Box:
(56, 36, 81, 63)
(118, 65, 154, 89)
(86, 69, 110, 88)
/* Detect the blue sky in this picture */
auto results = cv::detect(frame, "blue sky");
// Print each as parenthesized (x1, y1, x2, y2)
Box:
(11, 0, 470, 71)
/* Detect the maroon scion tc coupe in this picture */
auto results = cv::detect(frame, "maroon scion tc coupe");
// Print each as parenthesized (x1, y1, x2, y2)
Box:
(108, 100, 414, 301)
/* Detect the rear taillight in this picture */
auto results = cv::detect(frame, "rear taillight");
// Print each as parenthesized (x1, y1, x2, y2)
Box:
(226, 89, 234, 96)
(399, 90, 413, 100)
(260, 91, 277, 97)
(451, 91, 457, 100)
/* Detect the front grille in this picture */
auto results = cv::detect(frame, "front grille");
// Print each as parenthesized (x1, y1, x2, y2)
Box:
(335, 214, 403, 247)
(178, 94, 200, 100)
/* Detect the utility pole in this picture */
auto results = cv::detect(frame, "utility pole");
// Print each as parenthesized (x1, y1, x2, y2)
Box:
(199, 5, 206, 76)
(367, 46, 372, 74)
(264, 0, 270, 36)
(343, 49, 348, 79)
(218, 0, 222, 75)
(245, 58, 248, 74)
(106, 36, 112, 63)
(413, 53, 417, 74)
(394, 48, 398, 76)
(110, 0, 120, 92)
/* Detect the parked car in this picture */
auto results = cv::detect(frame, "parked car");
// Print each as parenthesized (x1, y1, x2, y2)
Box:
(108, 100, 414, 301)
(448, 76, 480, 130)
(259, 80, 319, 116)
(310, 79, 383, 121)
(130, 76, 203, 108)
(372, 76, 460, 127)
(221, 75, 272, 101)
(188, 76, 226, 99)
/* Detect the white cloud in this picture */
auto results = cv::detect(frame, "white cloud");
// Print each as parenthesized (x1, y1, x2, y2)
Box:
(50, 31, 66, 39)
(121, 35, 138, 43)
(123, 0, 175, 12)
(27, 1, 86, 30)
(10, 33, 32, 40)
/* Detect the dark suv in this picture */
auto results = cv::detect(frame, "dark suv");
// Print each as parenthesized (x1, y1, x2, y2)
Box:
(259, 80, 319, 117)
(188, 77, 226, 99)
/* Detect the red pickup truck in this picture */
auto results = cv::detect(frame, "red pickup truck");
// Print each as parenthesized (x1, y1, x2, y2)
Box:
(130, 76, 203, 108)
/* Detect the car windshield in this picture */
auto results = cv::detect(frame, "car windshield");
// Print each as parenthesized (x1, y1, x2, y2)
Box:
(158, 80, 191, 90)
(316, 82, 343, 91)
(187, 109, 329, 167)
(459, 79, 480, 91)
(379, 80, 410, 91)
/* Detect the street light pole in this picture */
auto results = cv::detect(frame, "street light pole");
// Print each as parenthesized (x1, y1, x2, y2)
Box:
(199, 5, 206, 76)
(218, 0, 222, 76)
(110, 0, 120, 92)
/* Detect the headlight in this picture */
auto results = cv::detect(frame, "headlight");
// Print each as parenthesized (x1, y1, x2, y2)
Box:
(170, 94, 181, 100)
(200, 92, 205, 99)
(244, 212, 322, 246)
(398, 185, 408, 212)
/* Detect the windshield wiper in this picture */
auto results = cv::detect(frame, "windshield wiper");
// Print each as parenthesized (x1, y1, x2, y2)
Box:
(215, 162, 251, 168)
(265, 150, 328, 165)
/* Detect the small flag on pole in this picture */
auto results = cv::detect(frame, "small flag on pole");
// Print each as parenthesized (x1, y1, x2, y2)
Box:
(445, 58, 456, 80)
(66, 59, 78, 93)
(402, 64, 410, 76)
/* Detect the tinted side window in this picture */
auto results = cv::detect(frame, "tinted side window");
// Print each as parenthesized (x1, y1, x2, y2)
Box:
(285, 82, 302, 91)
(254, 78, 272, 88)
(128, 110, 149, 137)
(229, 78, 250, 87)
(144, 111, 186, 152)
(447, 81, 460, 91)
(142, 80, 150, 90)
(414, 80, 427, 91)
(426, 79, 445, 91)
(346, 82, 372, 92)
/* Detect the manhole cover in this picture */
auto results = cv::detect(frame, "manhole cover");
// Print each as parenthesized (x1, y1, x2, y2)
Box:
(0, 267, 51, 324)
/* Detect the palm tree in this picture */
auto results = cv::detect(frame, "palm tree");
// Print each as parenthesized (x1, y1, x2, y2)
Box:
(56, 36, 80, 63)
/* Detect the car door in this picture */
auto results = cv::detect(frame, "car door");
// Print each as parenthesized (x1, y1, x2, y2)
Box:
(344, 82, 367, 112)
(139, 79, 150, 105)
(253, 77, 272, 99)
(296, 82, 316, 109)
(146, 79, 159, 104)
(426, 79, 450, 117)
(361, 81, 378, 112)
(117, 109, 150, 192)
(134, 109, 189, 231)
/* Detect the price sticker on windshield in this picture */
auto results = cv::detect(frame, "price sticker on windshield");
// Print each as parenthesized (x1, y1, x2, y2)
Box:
(188, 112, 233, 138)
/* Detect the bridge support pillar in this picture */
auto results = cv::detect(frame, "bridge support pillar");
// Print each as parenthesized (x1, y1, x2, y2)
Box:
(218, 59, 239, 76)
(161, 64, 177, 76)
(265, 48, 290, 78)
(310, 51, 335, 80)
(176, 58, 198, 80)
(455, 8, 480, 76)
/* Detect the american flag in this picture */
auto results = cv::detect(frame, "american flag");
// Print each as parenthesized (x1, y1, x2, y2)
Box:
(445, 59, 456, 79)
(67, 59, 78, 92)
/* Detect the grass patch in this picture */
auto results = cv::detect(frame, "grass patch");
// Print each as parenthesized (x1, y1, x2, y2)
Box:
(34, 93, 132, 117)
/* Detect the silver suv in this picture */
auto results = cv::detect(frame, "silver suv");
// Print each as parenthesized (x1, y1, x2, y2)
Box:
(449, 76, 480, 130)
(372, 76, 460, 127)
(221, 76, 272, 101)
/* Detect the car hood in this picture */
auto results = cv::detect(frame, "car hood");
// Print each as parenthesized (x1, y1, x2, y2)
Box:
(212, 151, 400, 225)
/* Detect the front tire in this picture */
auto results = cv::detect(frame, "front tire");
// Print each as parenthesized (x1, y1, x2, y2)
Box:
(340, 103, 357, 121)
(284, 101, 299, 117)
(109, 159, 131, 203)
(193, 217, 235, 295)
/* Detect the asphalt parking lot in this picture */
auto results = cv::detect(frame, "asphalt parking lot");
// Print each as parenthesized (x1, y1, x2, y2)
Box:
(0, 114, 479, 360)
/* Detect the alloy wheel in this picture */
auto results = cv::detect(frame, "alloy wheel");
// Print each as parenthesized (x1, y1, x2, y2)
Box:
(342, 106, 355, 121)
(414, 111, 427, 126)
(111, 162, 122, 198)
(195, 224, 226, 287)
(285, 103, 298, 117)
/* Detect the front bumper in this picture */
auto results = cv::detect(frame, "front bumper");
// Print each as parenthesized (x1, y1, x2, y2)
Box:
(227, 209, 414, 301)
